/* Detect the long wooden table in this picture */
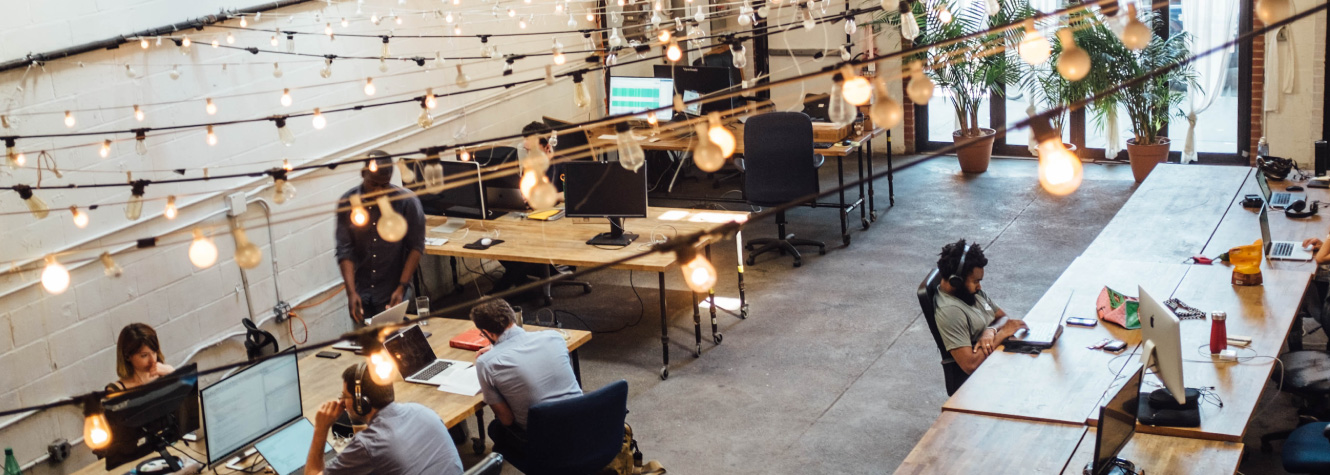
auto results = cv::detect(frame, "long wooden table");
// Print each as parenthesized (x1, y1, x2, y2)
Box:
(425, 207, 750, 380)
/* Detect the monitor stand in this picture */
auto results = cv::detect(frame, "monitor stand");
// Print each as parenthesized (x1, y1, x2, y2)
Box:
(133, 448, 194, 475)
(1082, 458, 1135, 475)
(586, 218, 638, 246)
(1137, 387, 1201, 427)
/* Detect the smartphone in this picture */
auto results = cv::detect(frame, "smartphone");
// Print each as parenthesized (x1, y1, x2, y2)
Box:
(1066, 317, 1097, 327)
(316, 351, 342, 359)
(1103, 340, 1127, 352)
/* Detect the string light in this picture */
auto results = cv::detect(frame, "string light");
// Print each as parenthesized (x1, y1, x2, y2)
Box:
(134, 105, 145, 121)
(615, 123, 646, 171)
(869, 78, 904, 129)
(518, 17, 528, 29)
(677, 246, 717, 292)
(70, 206, 89, 228)
(211, 39, 219, 48)
(181, 35, 191, 48)
(276, 118, 295, 146)
(126, 181, 146, 221)
(205, 98, 217, 115)
(364, 77, 376, 96)
(706, 113, 736, 158)
(459, 150, 471, 161)
(905, 61, 934, 104)
(368, 159, 379, 173)
(64, 111, 75, 128)
(135, 130, 148, 155)
(573, 72, 590, 109)
(140, 37, 150, 49)
(552, 40, 566, 65)
(15, 185, 49, 219)
(424, 89, 438, 109)
(82, 397, 111, 450)
(41, 256, 69, 295)
(647, 111, 658, 125)
(325, 23, 334, 36)
(312, 108, 327, 129)
(364, 337, 397, 385)
(666, 40, 683, 62)
(4, 138, 20, 169)
(99, 140, 112, 158)
(1055, 29, 1090, 81)
(100, 251, 123, 277)
(239, 16, 248, 27)
(1032, 117, 1082, 196)
(342, 17, 350, 27)
(169, 65, 181, 80)
(189, 228, 218, 268)
(1018, 19, 1051, 66)
(283, 159, 293, 171)
(937, 5, 952, 24)
(232, 224, 263, 269)
(418, 101, 433, 129)
(376, 196, 409, 242)
(226, 32, 235, 44)
(841, 69, 873, 106)
(206, 125, 218, 146)
(1257, 0, 1293, 24)
(350, 195, 369, 226)
(273, 175, 297, 204)
(1119, 4, 1151, 51)
(163, 195, 178, 219)
(658, 29, 672, 43)
(691, 122, 725, 172)
(280, 88, 293, 107)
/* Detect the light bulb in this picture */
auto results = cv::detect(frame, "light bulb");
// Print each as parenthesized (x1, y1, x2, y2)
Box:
(556, 2, 564, 12)
(100, 252, 122, 277)
(64, 111, 75, 128)
(802, 8, 815, 30)
(574, 76, 590, 109)
(418, 106, 433, 129)
(1018, 20, 1051, 66)
(169, 66, 180, 80)
(376, 196, 408, 242)
(368, 348, 397, 385)
(320, 58, 333, 78)
(519, 17, 528, 28)
(371, 12, 380, 24)
(1031, 119, 1082, 195)
(99, 140, 112, 158)
(459, 150, 471, 162)
(226, 32, 235, 44)
(9, 138, 26, 166)
(364, 77, 376, 96)
(446, 11, 454, 22)
(205, 98, 217, 115)
(905, 62, 934, 104)
(455, 65, 470, 88)
(692, 123, 725, 172)
(134, 105, 145, 121)
(211, 39, 218, 48)
(283, 159, 293, 171)
(83, 398, 111, 450)
(828, 81, 856, 126)
(553, 50, 566, 65)
(707, 115, 736, 158)
(454, 24, 462, 34)
(609, 28, 623, 47)
(232, 225, 263, 269)
(277, 119, 295, 146)
(350, 195, 369, 226)
(125, 65, 136, 79)
(647, 111, 658, 125)
(424, 89, 437, 109)
(1257, 0, 1293, 25)
(679, 249, 717, 292)
(842, 74, 873, 106)
(70, 206, 89, 228)
(206, 125, 217, 146)
(274, 179, 297, 204)
(325, 23, 333, 36)
(189, 228, 218, 268)
(520, 168, 539, 198)
(163, 195, 178, 219)
(271, 35, 279, 46)
(422, 162, 444, 192)
(1055, 30, 1091, 81)
(844, 18, 856, 35)
(615, 123, 646, 172)
(545, 65, 555, 85)
(732, 43, 748, 68)
(738, 12, 752, 26)
(16, 186, 49, 219)
(1119, 5, 1151, 51)
(312, 108, 326, 129)
(868, 80, 904, 129)
(937, 7, 952, 24)
(280, 88, 292, 107)
(395, 14, 403, 25)
(658, 29, 672, 43)
(42, 256, 69, 295)
(666, 41, 682, 62)
(239, 16, 248, 27)
(181, 35, 191, 48)
(286, 34, 295, 53)
(140, 37, 150, 49)
(126, 187, 144, 221)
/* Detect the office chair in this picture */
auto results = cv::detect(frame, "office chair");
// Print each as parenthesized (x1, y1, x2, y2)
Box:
(538, 264, 593, 306)
(918, 268, 969, 396)
(1282, 422, 1330, 473)
(502, 380, 628, 475)
(463, 453, 504, 475)
(742, 112, 827, 268)
(1261, 349, 1330, 451)
(241, 318, 279, 361)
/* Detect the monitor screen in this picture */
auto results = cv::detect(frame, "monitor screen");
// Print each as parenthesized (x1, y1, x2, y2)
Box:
(418, 160, 487, 219)
(1093, 370, 1141, 473)
(563, 161, 648, 219)
(202, 353, 303, 466)
(384, 325, 437, 377)
(254, 419, 332, 475)
(654, 65, 740, 114)
(608, 76, 674, 119)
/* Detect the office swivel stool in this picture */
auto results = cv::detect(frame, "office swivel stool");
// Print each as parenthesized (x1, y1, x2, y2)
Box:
(539, 264, 592, 306)
(1262, 350, 1330, 452)
(744, 211, 826, 268)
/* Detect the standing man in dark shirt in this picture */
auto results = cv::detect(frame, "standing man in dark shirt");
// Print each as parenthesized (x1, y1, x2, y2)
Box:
(335, 151, 426, 324)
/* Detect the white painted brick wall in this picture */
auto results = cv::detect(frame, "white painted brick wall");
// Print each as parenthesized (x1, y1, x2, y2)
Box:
(1266, 3, 1326, 167)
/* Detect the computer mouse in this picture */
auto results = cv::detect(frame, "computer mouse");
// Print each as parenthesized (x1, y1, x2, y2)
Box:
(1288, 185, 1305, 192)
(480, 237, 493, 246)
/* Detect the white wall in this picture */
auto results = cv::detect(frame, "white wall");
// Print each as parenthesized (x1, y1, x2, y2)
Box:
(0, 0, 601, 472)
(1264, 1, 1326, 166)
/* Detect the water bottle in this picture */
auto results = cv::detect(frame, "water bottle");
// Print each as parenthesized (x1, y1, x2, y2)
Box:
(1210, 312, 1228, 354)
(4, 447, 21, 475)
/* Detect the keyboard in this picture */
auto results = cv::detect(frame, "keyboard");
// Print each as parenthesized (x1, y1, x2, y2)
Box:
(412, 360, 453, 381)
(1273, 241, 1294, 257)
(1271, 193, 1291, 206)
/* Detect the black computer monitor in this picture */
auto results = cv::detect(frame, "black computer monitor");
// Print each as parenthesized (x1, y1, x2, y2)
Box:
(100, 363, 201, 473)
(563, 161, 648, 246)
(654, 65, 741, 116)
(415, 159, 498, 220)
(201, 352, 303, 468)
(1089, 370, 1141, 475)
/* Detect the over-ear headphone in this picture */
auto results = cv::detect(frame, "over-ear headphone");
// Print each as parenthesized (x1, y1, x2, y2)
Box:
(948, 244, 972, 289)
(351, 363, 373, 417)
(1286, 200, 1320, 219)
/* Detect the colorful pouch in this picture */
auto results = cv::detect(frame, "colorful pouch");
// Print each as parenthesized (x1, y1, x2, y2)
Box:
(1096, 286, 1140, 329)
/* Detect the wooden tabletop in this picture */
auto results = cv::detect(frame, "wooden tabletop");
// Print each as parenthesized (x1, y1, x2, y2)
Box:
(1060, 428, 1243, 475)
(1082, 165, 1252, 264)
(942, 257, 1192, 424)
(424, 207, 749, 272)
(1202, 171, 1329, 274)
(896, 412, 1085, 474)
(589, 124, 885, 158)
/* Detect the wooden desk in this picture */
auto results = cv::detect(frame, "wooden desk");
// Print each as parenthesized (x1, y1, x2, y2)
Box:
(942, 257, 1192, 424)
(1061, 429, 1243, 475)
(1203, 171, 1328, 274)
(425, 207, 750, 379)
(1082, 165, 1251, 264)
(896, 412, 1085, 474)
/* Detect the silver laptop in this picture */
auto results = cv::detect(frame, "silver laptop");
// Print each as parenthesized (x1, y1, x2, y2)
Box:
(1006, 291, 1072, 349)
(384, 324, 469, 386)
(1258, 170, 1304, 209)
(254, 418, 334, 475)
(331, 301, 410, 352)
(1261, 208, 1314, 261)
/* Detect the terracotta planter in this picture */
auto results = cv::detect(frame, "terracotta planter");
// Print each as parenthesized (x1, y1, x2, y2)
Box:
(1126, 138, 1171, 183)
(953, 128, 997, 173)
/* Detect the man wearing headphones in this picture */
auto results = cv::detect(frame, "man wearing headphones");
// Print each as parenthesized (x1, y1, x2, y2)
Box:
(305, 363, 463, 475)
(934, 239, 1026, 395)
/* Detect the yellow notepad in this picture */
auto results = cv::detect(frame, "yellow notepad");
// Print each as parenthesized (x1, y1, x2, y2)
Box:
(528, 209, 565, 221)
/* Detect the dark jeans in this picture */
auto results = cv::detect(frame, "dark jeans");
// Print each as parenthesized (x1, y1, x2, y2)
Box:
(488, 420, 528, 459)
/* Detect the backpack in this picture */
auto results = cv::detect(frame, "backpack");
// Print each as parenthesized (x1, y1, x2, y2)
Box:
(600, 424, 666, 475)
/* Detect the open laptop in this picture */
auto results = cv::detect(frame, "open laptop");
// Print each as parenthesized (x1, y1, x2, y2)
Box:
(1257, 170, 1304, 209)
(383, 324, 470, 386)
(254, 418, 334, 475)
(332, 301, 410, 352)
(1260, 208, 1314, 261)
(1005, 291, 1073, 350)
(1085, 370, 1141, 475)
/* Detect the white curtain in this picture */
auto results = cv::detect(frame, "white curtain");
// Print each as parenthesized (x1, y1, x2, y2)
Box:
(1180, 0, 1239, 163)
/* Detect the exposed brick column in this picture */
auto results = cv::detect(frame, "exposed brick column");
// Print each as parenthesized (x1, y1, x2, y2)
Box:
(1251, 18, 1266, 164)
(901, 38, 917, 153)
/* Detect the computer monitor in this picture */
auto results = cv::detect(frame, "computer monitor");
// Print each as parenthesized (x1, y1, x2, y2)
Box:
(608, 76, 674, 120)
(654, 65, 741, 115)
(563, 161, 648, 246)
(202, 352, 303, 467)
(415, 159, 496, 220)
(1138, 286, 1186, 405)
(1088, 371, 1140, 475)
(100, 363, 201, 473)
(543, 116, 592, 160)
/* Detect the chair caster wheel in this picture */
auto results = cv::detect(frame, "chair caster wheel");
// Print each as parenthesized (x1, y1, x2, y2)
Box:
(842, 235, 851, 246)
(694, 344, 701, 357)
(740, 305, 749, 319)
(820, 247, 829, 255)
(543, 297, 553, 306)
(583, 285, 593, 294)
(793, 260, 802, 268)
(745, 257, 756, 266)
(713, 333, 723, 344)
(861, 219, 871, 230)
(660, 367, 669, 380)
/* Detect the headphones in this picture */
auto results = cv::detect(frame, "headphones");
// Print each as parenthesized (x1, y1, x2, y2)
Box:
(350, 363, 373, 418)
(947, 244, 972, 289)
(1286, 200, 1320, 219)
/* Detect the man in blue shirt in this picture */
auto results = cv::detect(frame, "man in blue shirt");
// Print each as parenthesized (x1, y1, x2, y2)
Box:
(470, 299, 582, 456)
(305, 363, 463, 475)
(335, 151, 426, 324)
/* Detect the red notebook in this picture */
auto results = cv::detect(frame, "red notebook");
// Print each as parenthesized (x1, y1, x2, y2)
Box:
(449, 328, 490, 351)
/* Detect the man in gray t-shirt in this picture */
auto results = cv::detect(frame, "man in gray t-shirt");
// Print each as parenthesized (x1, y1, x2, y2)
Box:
(304, 363, 463, 475)
(932, 240, 1026, 395)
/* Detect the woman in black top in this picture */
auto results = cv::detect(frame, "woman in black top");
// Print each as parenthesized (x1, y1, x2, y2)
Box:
(105, 323, 174, 392)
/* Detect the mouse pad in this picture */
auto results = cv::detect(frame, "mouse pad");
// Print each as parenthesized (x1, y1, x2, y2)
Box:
(463, 239, 504, 250)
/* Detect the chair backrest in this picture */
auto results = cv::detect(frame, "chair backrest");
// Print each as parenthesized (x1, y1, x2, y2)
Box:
(524, 380, 629, 473)
(242, 318, 279, 361)
(463, 453, 504, 475)
(917, 269, 950, 363)
(743, 112, 819, 206)
(467, 146, 519, 167)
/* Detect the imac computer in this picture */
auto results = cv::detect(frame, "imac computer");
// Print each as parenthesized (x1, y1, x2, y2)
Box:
(653, 65, 740, 116)
(414, 159, 498, 221)
(1137, 286, 1200, 426)
(564, 161, 648, 246)
(1084, 370, 1140, 475)
(100, 363, 201, 475)
(608, 76, 674, 120)
(201, 352, 304, 468)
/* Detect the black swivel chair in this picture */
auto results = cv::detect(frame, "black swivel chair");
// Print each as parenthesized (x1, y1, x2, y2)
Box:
(503, 380, 629, 475)
(742, 112, 828, 268)
(463, 453, 504, 475)
(1261, 349, 1330, 451)
(918, 269, 969, 396)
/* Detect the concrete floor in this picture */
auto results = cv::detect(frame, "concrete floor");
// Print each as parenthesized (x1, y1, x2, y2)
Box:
(438, 154, 1303, 474)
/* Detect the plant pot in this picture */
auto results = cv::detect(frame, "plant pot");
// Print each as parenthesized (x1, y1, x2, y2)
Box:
(953, 128, 997, 173)
(1126, 138, 1171, 183)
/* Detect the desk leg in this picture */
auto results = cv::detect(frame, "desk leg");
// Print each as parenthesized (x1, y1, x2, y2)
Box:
(857, 143, 869, 230)
(450, 257, 462, 294)
(658, 272, 670, 380)
(571, 349, 583, 386)
(837, 156, 850, 246)
(707, 245, 721, 345)
(473, 408, 487, 455)
(735, 231, 748, 320)
(691, 290, 701, 358)
(885, 132, 894, 208)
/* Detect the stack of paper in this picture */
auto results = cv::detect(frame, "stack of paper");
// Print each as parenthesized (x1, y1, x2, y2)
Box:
(437, 366, 482, 396)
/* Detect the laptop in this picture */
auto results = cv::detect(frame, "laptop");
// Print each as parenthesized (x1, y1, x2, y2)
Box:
(254, 418, 334, 475)
(1257, 170, 1304, 209)
(1005, 291, 1073, 349)
(802, 94, 831, 122)
(331, 301, 411, 352)
(1260, 208, 1314, 261)
(383, 324, 470, 386)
